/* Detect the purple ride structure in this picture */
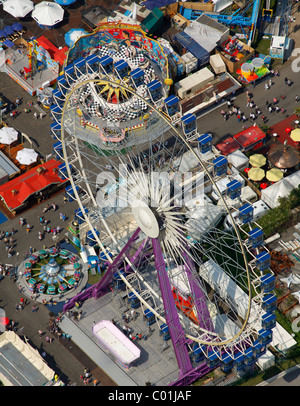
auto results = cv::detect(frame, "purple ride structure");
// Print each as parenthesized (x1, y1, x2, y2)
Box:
(51, 39, 276, 385)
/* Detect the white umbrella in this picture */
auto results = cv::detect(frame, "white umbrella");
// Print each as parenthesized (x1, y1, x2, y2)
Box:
(16, 148, 38, 165)
(3, 0, 34, 18)
(0, 127, 19, 145)
(31, 1, 64, 27)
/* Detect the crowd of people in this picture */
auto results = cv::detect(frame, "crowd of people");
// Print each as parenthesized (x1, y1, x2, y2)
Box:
(15, 202, 68, 251)
(220, 75, 295, 129)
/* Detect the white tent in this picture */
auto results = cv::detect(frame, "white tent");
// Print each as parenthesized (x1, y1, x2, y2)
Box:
(261, 178, 294, 208)
(284, 169, 300, 188)
(226, 149, 249, 170)
(186, 196, 224, 241)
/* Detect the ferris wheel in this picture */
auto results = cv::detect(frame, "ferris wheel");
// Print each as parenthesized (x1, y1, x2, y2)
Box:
(51, 55, 277, 385)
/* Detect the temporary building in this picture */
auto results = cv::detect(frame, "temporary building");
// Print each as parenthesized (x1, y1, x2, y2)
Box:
(210, 53, 226, 74)
(199, 259, 249, 319)
(140, 7, 163, 35)
(184, 15, 229, 53)
(186, 195, 223, 241)
(0, 159, 67, 212)
(215, 137, 240, 156)
(174, 31, 210, 68)
(284, 169, 300, 188)
(174, 67, 214, 99)
(233, 126, 266, 152)
(226, 149, 249, 170)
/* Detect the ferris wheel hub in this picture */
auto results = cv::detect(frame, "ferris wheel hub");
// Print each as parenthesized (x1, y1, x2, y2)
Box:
(132, 199, 159, 238)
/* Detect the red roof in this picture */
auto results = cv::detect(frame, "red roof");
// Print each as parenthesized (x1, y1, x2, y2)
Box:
(215, 137, 240, 156)
(233, 125, 266, 149)
(0, 159, 67, 211)
(36, 35, 68, 66)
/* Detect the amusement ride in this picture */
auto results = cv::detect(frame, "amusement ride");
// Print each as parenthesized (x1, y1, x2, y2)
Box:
(49, 24, 277, 386)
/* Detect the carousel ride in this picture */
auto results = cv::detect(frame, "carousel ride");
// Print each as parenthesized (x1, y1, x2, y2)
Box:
(22, 248, 83, 296)
(49, 25, 277, 386)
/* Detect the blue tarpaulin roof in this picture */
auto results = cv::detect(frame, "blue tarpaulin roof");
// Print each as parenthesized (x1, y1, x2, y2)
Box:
(3, 39, 14, 48)
(174, 31, 209, 63)
(141, 0, 175, 10)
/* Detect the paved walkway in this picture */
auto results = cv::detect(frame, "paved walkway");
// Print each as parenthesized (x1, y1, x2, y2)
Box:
(59, 315, 137, 386)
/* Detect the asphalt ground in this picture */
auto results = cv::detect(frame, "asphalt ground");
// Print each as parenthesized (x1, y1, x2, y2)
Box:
(0, 10, 299, 386)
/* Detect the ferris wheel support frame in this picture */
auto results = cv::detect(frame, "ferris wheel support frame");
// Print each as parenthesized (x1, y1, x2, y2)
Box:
(60, 79, 253, 352)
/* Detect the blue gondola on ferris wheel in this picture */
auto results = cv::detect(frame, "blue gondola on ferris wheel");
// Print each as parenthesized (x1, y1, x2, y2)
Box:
(164, 95, 179, 117)
(248, 227, 264, 248)
(99, 55, 114, 75)
(99, 249, 113, 261)
(213, 156, 227, 177)
(130, 68, 145, 88)
(181, 113, 197, 137)
(54, 0, 77, 5)
(114, 59, 129, 79)
(147, 79, 162, 102)
(198, 133, 212, 153)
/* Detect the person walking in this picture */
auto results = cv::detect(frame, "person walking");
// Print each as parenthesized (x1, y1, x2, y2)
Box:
(33, 112, 38, 120)
(26, 224, 31, 234)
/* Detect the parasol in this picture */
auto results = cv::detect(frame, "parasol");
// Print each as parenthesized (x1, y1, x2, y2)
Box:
(31, 1, 64, 27)
(266, 168, 284, 182)
(54, 0, 77, 5)
(64, 28, 88, 47)
(290, 128, 300, 142)
(3, 26, 14, 36)
(249, 153, 266, 167)
(268, 140, 300, 168)
(0, 127, 19, 145)
(3, 0, 34, 18)
(16, 148, 38, 165)
(248, 167, 265, 181)
(12, 22, 23, 32)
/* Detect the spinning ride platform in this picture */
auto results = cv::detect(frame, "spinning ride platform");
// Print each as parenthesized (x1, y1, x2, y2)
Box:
(17, 248, 88, 302)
